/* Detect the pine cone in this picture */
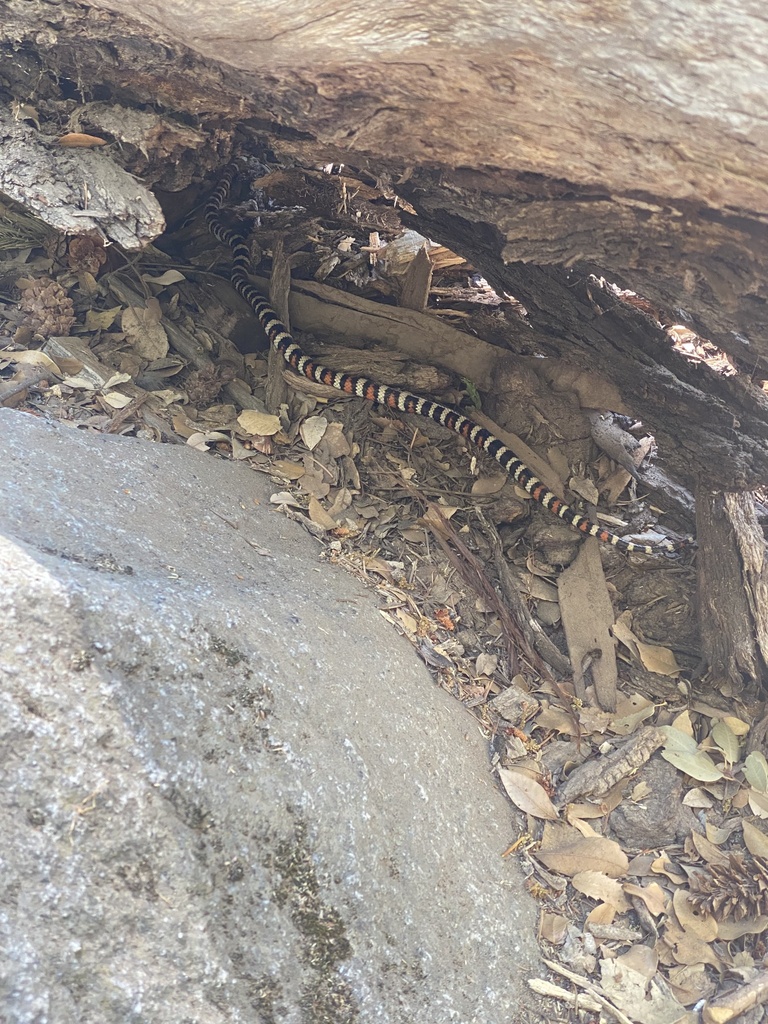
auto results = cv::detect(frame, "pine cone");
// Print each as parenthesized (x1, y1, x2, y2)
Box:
(67, 233, 107, 276)
(18, 277, 75, 340)
(185, 363, 236, 407)
(688, 853, 768, 920)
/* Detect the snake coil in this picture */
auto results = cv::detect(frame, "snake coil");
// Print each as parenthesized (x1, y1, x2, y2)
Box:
(206, 162, 686, 556)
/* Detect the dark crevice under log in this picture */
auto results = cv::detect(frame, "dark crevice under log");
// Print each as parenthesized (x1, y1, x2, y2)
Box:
(394, 191, 768, 494)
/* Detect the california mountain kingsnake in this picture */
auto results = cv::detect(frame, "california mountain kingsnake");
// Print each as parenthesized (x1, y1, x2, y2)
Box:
(206, 163, 685, 557)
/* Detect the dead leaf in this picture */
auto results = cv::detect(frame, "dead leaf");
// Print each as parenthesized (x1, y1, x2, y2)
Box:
(710, 719, 741, 765)
(635, 639, 680, 676)
(142, 270, 186, 287)
(471, 473, 507, 495)
(394, 607, 419, 636)
(535, 706, 579, 736)
(671, 709, 695, 737)
(748, 789, 768, 819)
(537, 836, 628, 877)
(85, 306, 122, 331)
(12, 100, 40, 129)
(650, 851, 687, 885)
(743, 820, 768, 859)
(673, 888, 717, 941)
(584, 902, 615, 926)
(536, 601, 561, 626)
(57, 132, 108, 147)
(539, 913, 568, 945)
(300, 415, 328, 451)
(682, 788, 714, 809)
(475, 652, 498, 677)
(572, 870, 630, 911)
(11, 350, 61, 374)
(122, 305, 168, 361)
(238, 410, 281, 436)
(269, 491, 303, 507)
(272, 460, 305, 480)
(101, 392, 133, 409)
(744, 751, 768, 793)
(186, 430, 229, 451)
(623, 881, 668, 917)
(322, 421, 352, 458)
(716, 915, 768, 940)
(307, 496, 337, 530)
(599, 957, 690, 1023)
(497, 768, 559, 821)
(103, 372, 132, 388)
(569, 475, 599, 504)
(661, 747, 724, 783)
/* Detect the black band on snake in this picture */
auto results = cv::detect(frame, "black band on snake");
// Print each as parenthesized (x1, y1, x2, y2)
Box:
(206, 163, 685, 557)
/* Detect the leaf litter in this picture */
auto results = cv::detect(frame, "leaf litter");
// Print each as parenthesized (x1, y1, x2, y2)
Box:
(0, 174, 766, 1024)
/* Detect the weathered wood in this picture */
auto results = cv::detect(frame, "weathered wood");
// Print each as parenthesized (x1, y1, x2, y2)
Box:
(2, 0, 767, 495)
(696, 489, 768, 689)
(0, 110, 163, 249)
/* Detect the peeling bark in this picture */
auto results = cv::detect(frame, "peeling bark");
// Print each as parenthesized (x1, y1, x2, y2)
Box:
(696, 490, 768, 689)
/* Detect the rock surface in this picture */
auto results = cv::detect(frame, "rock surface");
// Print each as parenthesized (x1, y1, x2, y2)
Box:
(0, 408, 542, 1024)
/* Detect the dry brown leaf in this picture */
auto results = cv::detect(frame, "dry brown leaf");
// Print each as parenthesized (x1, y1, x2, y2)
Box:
(667, 963, 715, 1013)
(300, 415, 328, 451)
(470, 473, 507, 496)
(584, 902, 615, 926)
(171, 413, 198, 439)
(85, 306, 122, 331)
(269, 491, 303, 507)
(743, 820, 768, 859)
(237, 410, 281, 436)
(572, 870, 630, 912)
(11, 350, 61, 374)
(689, 832, 730, 866)
(568, 475, 599, 504)
(535, 706, 579, 736)
(122, 304, 168, 361)
(671, 709, 696, 737)
(609, 693, 656, 735)
(682, 788, 714, 809)
(716, 916, 768, 940)
(475, 653, 497, 677)
(298, 465, 330, 499)
(673, 888, 718, 942)
(525, 575, 559, 602)
(536, 836, 628, 878)
(57, 132, 108, 147)
(101, 392, 132, 409)
(394, 607, 419, 635)
(599, 957, 692, 1024)
(650, 852, 687, 885)
(322, 421, 352, 458)
(497, 768, 559, 821)
(307, 496, 337, 531)
(635, 639, 680, 676)
(623, 881, 668, 917)
(272, 460, 305, 480)
(565, 802, 607, 822)
(536, 601, 561, 626)
(142, 270, 186, 287)
(748, 790, 768, 818)
(539, 913, 568, 945)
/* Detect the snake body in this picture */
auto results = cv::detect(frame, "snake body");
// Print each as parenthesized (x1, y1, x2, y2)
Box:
(206, 163, 684, 556)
